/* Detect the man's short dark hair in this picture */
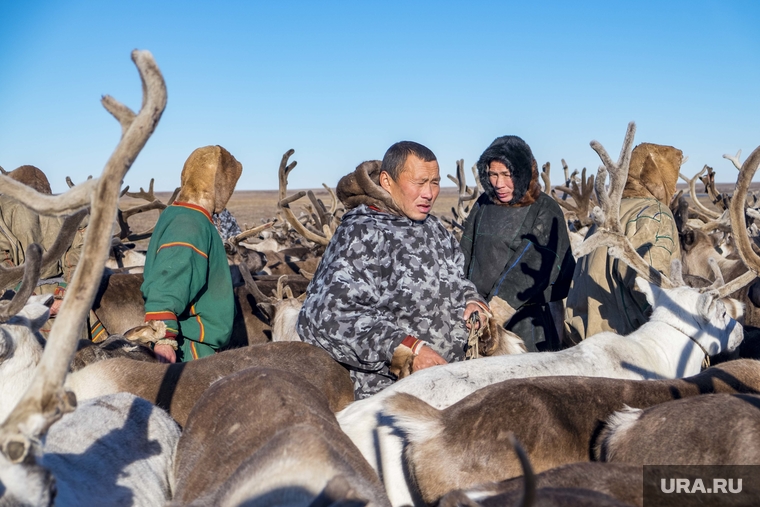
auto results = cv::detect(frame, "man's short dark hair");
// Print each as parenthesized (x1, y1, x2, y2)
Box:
(381, 141, 437, 181)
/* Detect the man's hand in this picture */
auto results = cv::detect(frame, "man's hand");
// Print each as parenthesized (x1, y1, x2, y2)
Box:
(154, 344, 177, 364)
(49, 299, 63, 317)
(463, 302, 488, 329)
(412, 345, 447, 372)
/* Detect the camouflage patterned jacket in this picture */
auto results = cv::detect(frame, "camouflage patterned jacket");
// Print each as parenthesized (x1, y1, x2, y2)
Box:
(213, 208, 242, 241)
(296, 204, 486, 398)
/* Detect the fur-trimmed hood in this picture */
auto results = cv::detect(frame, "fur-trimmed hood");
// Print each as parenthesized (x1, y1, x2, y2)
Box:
(8, 165, 51, 195)
(336, 160, 402, 215)
(623, 142, 682, 205)
(177, 145, 242, 214)
(476, 135, 542, 207)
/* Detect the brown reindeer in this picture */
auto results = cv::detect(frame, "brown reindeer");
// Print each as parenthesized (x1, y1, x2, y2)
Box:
(66, 341, 354, 427)
(438, 435, 635, 507)
(89, 269, 310, 346)
(596, 393, 760, 466)
(439, 462, 643, 507)
(385, 359, 760, 504)
(170, 367, 389, 506)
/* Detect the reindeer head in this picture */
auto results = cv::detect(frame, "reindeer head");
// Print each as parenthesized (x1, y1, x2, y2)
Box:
(635, 277, 744, 356)
(224, 222, 273, 275)
(238, 269, 305, 342)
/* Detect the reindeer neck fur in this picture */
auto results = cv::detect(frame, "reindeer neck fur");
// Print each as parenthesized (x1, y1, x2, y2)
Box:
(617, 320, 708, 378)
(0, 312, 47, 424)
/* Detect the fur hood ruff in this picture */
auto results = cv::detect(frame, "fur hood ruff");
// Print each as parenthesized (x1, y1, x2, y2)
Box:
(476, 135, 542, 207)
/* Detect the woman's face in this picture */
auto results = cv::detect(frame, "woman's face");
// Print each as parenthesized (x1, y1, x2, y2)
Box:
(488, 160, 514, 203)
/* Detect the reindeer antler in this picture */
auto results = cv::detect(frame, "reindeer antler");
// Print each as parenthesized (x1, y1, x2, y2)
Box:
(698, 166, 726, 211)
(0, 50, 167, 464)
(679, 166, 722, 221)
(116, 182, 179, 241)
(562, 159, 570, 185)
(227, 222, 275, 248)
(446, 159, 480, 232)
(552, 167, 597, 227)
(720, 144, 760, 297)
(0, 244, 42, 323)
(540, 162, 551, 193)
(575, 122, 675, 289)
(277, 150, 335, 247)
(723, 149, 742, 171)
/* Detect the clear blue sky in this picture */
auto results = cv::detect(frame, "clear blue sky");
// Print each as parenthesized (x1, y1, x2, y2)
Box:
(1, 1, 758, 193)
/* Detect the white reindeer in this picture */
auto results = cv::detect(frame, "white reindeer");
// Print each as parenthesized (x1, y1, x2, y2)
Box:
(0, 392, 180, 506)
(0, 259, 50, 424)
(337, 123, 758, 506)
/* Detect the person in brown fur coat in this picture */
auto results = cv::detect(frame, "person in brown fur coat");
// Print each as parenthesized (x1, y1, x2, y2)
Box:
(0, 165, 86, 337)
(564, 142, 683, 343)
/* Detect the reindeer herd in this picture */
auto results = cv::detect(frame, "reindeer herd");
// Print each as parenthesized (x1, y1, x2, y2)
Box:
(2, 50, 760, 506)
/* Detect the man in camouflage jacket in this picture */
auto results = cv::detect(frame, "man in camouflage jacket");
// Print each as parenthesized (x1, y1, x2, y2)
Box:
(297, 142, 488, 399)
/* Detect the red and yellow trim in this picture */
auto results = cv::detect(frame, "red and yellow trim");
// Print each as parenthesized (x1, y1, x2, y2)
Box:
(145, 311, 177, 322)
(401, 335, 425, 354)
(192, 305, 205, 343)
(157, 242, 209, 258)
(172, 201, 213, 223)
(145, 311, 178, 338)
(187, 304, 205, 360)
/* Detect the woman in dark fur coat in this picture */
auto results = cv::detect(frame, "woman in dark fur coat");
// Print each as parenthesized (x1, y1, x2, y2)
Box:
(460, 136, 575, 351)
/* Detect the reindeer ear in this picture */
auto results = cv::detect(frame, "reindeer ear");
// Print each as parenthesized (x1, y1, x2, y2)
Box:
(257, 302, 275, 324)
(18, 295, 54, 334)
(634, 276, 660, 307)
(669, 259, 685, 287)
(696, 293, 716, 323)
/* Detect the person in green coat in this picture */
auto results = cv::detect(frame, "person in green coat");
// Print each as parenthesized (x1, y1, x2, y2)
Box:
(141, 145, 242, 363)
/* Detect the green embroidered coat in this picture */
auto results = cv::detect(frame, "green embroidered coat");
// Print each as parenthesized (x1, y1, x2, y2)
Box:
(141, 202, 235, 361)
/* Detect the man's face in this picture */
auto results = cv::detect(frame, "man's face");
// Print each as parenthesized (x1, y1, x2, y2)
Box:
(488, 160, 514, 203)
(381, 155, 441, 221)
